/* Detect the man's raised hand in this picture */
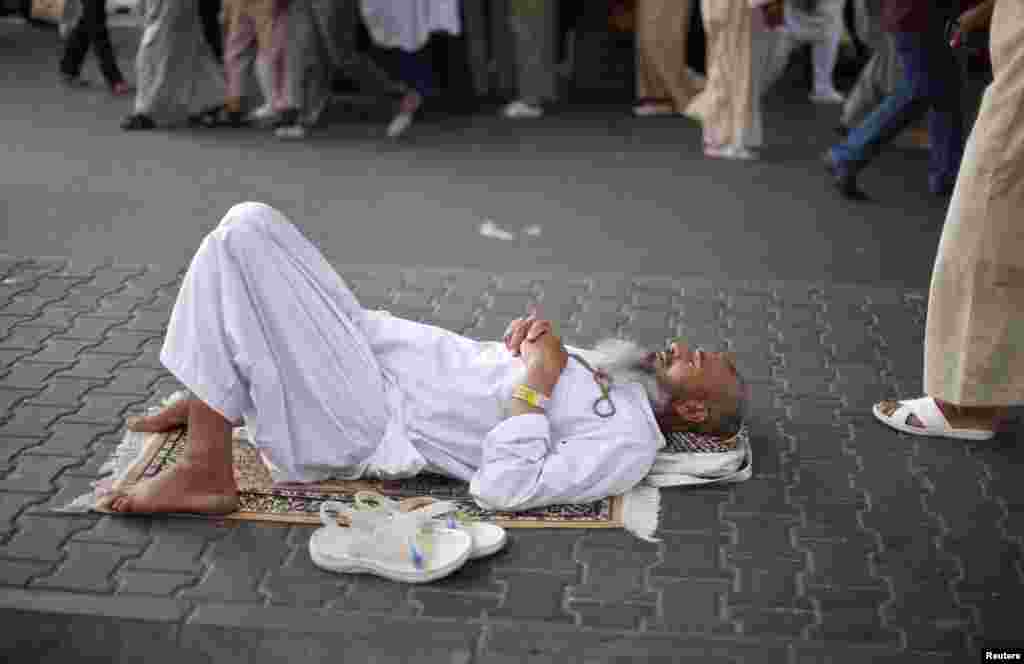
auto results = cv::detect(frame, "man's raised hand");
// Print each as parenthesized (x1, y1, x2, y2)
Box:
(504, 314, 553, 357)
(519, 328, 568, 397)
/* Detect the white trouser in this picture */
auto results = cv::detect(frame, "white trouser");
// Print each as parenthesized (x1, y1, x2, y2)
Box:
(160, 202, 390, 482)
(763, 0, 845, 95)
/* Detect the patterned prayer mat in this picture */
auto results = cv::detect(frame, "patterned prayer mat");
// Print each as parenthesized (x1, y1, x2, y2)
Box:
(95, 428, 626, 528)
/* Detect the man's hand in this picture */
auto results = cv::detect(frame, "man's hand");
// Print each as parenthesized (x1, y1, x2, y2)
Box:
(504, 314, 554, 358)
(519, 330, 568, 397)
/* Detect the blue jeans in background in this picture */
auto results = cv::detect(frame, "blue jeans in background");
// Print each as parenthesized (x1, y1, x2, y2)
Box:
(830, 17, 965, 193)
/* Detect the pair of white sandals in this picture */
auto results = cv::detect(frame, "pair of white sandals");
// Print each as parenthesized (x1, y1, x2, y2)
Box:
(309, 492, 507, 584)
(872, 396, 996, 441)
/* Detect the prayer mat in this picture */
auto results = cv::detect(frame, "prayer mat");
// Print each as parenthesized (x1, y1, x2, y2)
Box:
(57, 392, 751, 539)
(66, 427, 629, 529)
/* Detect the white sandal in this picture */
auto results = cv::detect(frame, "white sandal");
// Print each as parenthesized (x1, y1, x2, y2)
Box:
(353, 491, 507, 559)
(309, 500, 473, 584)
(872, 396, 996, 441)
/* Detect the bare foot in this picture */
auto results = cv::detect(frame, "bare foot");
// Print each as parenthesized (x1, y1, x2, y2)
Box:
(126, 398, 196, 433)
(876, 397, 1005, 432)
(101, 461, 239, 514)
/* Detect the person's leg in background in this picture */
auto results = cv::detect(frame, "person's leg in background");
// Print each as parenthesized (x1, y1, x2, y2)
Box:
(222, 0, 258, 124)
(826, 32, 934, 197)
(504, 0, 559, 118)
(920, 12, 964, 195)
(198, 0, 224, 61)
(60, 0, 128, 92)
(809, 0, 845, 102)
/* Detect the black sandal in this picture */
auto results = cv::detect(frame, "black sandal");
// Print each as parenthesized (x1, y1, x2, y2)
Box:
(189, 105, 250, 128)
(120, 114, 156, 131)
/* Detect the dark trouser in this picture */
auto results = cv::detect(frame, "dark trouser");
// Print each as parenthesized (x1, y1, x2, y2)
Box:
(59, 0, 124, 85)
(198, 0, 224, 62)
(830, 13, 965, 192)
(398, 49, 436, 97)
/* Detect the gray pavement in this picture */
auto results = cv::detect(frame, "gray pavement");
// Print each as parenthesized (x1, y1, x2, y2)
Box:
(1, 17, 1023, 664)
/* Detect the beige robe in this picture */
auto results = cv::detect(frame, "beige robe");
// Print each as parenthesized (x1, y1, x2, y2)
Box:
(635, 0, 700, 110)
(924, 0, 1024, 406)
(685, 0, 771, 148)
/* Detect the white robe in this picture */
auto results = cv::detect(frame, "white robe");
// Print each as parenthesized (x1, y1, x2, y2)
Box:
(160, 202, 663, 512)
(359, 0, 461, 53)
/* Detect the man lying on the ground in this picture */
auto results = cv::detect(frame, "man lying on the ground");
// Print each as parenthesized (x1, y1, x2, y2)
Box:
(101, 202, 750, 515)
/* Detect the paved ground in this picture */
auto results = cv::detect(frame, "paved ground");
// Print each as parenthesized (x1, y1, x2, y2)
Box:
(1, 17, 1023, 664)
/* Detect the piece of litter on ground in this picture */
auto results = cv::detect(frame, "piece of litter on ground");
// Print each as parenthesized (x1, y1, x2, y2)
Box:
(479, 219, 516, 241)
(522, 224, 542, 237)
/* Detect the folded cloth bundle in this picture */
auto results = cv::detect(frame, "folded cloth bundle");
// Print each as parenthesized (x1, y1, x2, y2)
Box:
(643, 427, 752, 488)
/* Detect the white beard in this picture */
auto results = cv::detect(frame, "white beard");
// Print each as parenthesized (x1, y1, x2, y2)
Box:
(579, 338, 673, 413)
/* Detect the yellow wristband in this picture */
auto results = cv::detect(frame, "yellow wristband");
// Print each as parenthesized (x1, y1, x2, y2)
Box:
(512, 384, 551, 410)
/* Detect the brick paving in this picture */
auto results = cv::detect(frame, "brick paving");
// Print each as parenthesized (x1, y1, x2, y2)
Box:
(1, 253, 1022, 662)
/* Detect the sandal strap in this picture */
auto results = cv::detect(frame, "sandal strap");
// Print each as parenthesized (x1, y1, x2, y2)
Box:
(895, 397, 950, 430)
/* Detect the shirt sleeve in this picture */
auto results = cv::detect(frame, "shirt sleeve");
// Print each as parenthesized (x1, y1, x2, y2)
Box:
(468, 414, 658, 512)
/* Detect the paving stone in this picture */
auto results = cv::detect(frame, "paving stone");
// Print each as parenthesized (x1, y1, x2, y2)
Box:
(0, 492, 47, 535)
(26, 420, 117, 457)
(723, 480, 801, 520)
(648, 577, 734, 634)
(73, 515, 152, 548)
(32, 540, 144, 593)
(66, 393, 148, 424)
(724, 515, 804, 563)
(57, 352, 132, 380)
(124, 520, 225, 574)
(0, 387, 41, 415)
(490, 569, 575, 624)
(0, 295, 51, 317)
(0, 361, 62, 389)
(261, 543, 350, 608)
(96, 293, 151, 316)
(650, 532, 731, 582)
(30, 338, 99, 365)
(117, 569, 199, 596)
(570, 546, 658, 605)
(184, 606, 478, 664)
(2, 514, 97, 562)
(80, 267, 142, 294)
(0, 455, 79, 493)
(0, 557, 56, 586)
(180, 522, 290, 603)
(413, 588, 502, 619)
(85, 330, 157, 356)
(569, 600, 658, 630)
(0, 325, 54, 351)
(331, 573, 418, 615)
(0, 438, 43, 467)
(61, 315, 130, 341)
(101, 366, 161, 395)
(118, 309, 171, 333)
(490, 529, 582, 574)
(25, 377, 106, 408)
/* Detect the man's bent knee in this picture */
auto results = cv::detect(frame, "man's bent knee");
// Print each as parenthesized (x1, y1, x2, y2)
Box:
(217, 201, 288, 230)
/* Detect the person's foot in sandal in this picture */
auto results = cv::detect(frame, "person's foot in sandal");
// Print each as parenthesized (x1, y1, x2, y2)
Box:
(311, 500, 473, 584)
(873, 396, 1004, 440)
(354, 491, 507, 559)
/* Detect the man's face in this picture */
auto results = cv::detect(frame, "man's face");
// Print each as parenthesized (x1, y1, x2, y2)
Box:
(651, 339, 739, 405)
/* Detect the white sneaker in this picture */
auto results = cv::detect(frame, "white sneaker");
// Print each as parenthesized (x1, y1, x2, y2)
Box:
(809, 89, 846, 104)
(247, 104, 275, 122)
(501, 100, 544, 119)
